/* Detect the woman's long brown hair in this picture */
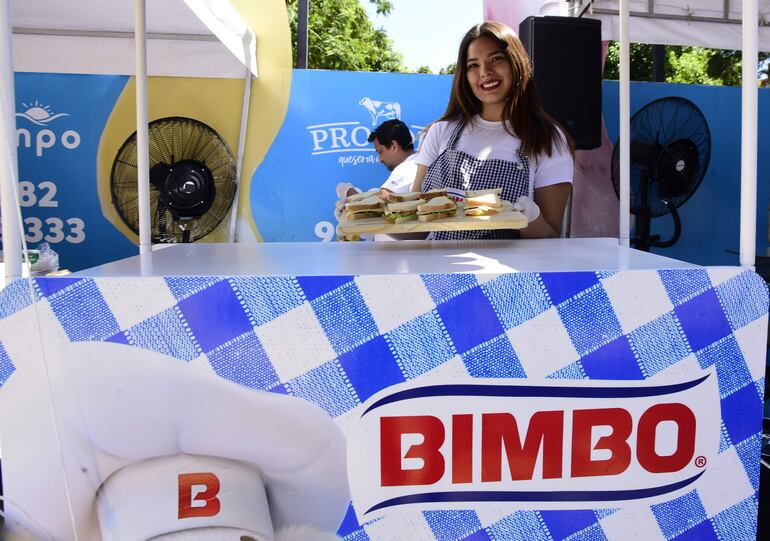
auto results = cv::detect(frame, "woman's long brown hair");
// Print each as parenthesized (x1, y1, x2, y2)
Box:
(440, 21, 575, 158)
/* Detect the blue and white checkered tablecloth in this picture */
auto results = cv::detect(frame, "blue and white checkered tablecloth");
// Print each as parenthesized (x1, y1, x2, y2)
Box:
(0, 266, 766, 540)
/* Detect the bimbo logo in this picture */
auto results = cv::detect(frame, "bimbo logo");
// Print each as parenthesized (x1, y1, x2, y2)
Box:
(347, 372, 719, 519)
(16, 100, 81, 157)
(178, 472, 221, 519)
(306, 97, 422, 158)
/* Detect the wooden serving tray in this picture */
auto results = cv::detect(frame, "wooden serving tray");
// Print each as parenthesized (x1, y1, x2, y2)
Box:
(338, 202, 528, 235)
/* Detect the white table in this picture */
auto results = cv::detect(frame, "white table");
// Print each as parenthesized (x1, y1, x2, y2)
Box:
(73, 238, 697, 277)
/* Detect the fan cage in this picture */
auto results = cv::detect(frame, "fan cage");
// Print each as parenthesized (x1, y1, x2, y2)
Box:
(611, 96, 711, 218)
(110, 116, 237, 243)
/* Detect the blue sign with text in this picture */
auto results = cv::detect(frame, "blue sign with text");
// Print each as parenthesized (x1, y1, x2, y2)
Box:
(13, 73, 136, 271)
(249, 70, 452, 241)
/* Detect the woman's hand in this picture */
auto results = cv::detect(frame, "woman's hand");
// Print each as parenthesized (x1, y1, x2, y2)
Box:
(518, 182, 571, 238)
(512, 196, 541, 221)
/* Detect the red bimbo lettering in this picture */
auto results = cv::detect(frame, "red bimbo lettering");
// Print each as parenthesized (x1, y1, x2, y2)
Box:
(178, 472, 221, 519)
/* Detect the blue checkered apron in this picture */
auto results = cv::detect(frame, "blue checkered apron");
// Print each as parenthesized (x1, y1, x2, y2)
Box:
(422, 119, 530, 240)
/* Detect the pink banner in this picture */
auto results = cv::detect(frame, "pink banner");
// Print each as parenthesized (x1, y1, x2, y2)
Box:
(482, 0, 543, 28)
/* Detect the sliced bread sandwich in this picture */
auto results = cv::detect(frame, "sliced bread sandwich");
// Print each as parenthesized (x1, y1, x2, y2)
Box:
(465, 188, 503, 198)
(387, 191, 423, 203)
(417, 196, 457, 222)
(384, 199, 427, 223)
(345, 194, 385, 220)
(465, 192, 502, 216)
(420, 189, 448, 200)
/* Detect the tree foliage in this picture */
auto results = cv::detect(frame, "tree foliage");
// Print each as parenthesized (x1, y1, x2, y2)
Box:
(603, 42, 769, 86)
(285, 0, 405, 72)
(439, 63, 457, 75)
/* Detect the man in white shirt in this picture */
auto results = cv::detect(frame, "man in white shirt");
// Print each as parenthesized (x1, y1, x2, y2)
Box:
(367, 120, 419, 241)
(367, 119, 419, 195)
(336, 120, 419, 241)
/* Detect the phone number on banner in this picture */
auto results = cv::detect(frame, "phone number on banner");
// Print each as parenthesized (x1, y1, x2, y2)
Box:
(19, 180, 85, 244)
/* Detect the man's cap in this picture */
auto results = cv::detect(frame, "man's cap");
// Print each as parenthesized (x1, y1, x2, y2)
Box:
(367, 119, 413, 149)
(4, 341, 350, 540)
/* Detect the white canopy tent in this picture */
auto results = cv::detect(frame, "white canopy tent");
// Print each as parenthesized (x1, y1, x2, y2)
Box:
(0, 0, 259, 282)
(9, 0, 257, 78)
(584, 0, 770, 52)
(538, 0, 765, 268)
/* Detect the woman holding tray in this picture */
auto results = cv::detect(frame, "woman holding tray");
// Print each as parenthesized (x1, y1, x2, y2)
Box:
(412, 21, 574, 239)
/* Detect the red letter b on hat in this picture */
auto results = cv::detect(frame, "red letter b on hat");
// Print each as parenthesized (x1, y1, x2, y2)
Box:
(178, 472, 221, 518)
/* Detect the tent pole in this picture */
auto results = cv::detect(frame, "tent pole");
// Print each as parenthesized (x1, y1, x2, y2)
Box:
(619, 0, 630, 247)
(740, 0, 758, 269)
(135, 0, 151, 256)
(0, 1, 22, 282)
(228, 67, 252, 243)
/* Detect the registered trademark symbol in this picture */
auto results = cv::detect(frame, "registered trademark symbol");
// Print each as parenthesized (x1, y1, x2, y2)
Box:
(695, 456, 707, 467)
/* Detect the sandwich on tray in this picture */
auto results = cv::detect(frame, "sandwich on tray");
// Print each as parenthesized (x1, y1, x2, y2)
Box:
(420, 189, 448, 200)
(465, 191, 502, 217)
(346, 188, 381, 203)
(387, 191, 423, 203)
(384, 198, 427, 223)
(417, 196, 457, 222)
(465, 188, 503, 198)
(345, 194, 385, 220)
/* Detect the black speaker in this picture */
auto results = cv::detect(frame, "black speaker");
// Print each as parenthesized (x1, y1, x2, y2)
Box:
(519, 16, 602, 150)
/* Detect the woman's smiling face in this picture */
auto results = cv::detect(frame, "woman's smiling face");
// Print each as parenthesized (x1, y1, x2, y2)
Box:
(465, 35, 513, 120)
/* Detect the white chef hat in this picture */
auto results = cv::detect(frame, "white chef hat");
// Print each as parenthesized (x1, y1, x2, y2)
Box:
(1, 341, 350, 541)
(96, 453, 272, 540)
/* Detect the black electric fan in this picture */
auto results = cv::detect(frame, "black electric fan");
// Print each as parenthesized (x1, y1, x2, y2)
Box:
(611, 97, 711, 251)
(110, 117, 237, 243)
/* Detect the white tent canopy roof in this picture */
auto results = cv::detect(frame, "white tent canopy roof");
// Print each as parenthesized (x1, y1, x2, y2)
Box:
(566, 0, 770, 51)
(11, 0, 256, 78)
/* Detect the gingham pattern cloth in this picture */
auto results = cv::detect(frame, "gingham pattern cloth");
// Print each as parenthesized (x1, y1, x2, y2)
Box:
(0, 267, 766, 541)
(421, 120, 530, 240)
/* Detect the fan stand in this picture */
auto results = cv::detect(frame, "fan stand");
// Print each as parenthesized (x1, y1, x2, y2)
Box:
(179, 219, 192, 243)
(632, 170, 683, 251)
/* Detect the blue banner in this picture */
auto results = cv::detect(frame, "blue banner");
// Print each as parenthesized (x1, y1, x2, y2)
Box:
(13, 73, 136, 271)
(8, 71, 770, 269)
(250, 70, 452, 241)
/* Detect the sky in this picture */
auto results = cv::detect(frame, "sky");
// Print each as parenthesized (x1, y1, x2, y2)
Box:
(362, 0, 484, 73)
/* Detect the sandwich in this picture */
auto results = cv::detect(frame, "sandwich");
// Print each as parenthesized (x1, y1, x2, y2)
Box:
(384, 199, 427, 223)
(417, 196, 457, 222)
(420, 189, 448, 200)
(387, 191, 423, 203)
(344, 195, 385, 220)
(465, 188, 503, 198)
(346, 188, 381, 203)
(465, 192, 502, 217)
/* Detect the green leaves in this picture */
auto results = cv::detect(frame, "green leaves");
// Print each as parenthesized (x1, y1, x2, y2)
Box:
(286, 0, 405, 71)
(439, 63, 457, 75)
(603, 42, 769, 86)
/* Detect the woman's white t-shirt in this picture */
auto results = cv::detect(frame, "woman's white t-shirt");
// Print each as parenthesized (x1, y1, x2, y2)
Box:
(415, 115, 573, 191)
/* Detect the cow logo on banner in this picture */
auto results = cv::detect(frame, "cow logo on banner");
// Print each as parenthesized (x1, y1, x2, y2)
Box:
(347, 371, 720, 521)
(359, 97, 401, 125)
